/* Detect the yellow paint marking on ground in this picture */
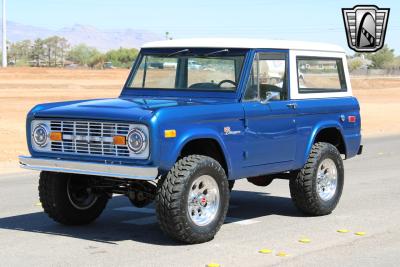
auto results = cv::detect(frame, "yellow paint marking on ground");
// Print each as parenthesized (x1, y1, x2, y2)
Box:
(276, 251, 289, 257)
(355, 231, 366, 236)
(337, 229, 350, 233)
(206, 263, 220, 267)
(298, 238, 311, 243)
(35, 202, 42, 207)
(258, 249, 273, 254)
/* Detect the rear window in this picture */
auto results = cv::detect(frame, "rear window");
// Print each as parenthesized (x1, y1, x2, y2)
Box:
(297, 57, 347, 93)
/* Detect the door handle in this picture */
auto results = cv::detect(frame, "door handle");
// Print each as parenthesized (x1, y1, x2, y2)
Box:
(286, 103, 297, 109)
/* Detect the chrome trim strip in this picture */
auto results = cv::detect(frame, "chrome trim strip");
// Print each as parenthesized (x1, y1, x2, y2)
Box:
(19, 156, 158, 180)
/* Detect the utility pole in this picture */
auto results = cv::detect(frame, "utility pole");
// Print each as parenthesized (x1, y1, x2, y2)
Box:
(2, 0, 7, 68)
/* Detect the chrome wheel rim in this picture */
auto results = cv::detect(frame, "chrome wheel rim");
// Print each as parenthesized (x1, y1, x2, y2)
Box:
(316, 158, 338, 201)
(67, 177, 98, 210)
(187, 175, 220, 226)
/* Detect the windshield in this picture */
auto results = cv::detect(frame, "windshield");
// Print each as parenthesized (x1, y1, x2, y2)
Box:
(127, 49, 246, 91)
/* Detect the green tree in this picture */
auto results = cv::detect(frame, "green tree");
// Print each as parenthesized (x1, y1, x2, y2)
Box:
(347, 57, 362, 71)
(58, 37, 70, 67)
(356, 45, 395, 69)
(384, 56, 400, 69)
(7, 39, 32, 66)
(68, 44, 102, 67)
(105, 47, 138, 68)
(7, 41, 18, 64)
(41, 36, 71, 67)
(88, 51, 106, 68)
(30, 38, 46, 67)
(44, 36, 57, 66)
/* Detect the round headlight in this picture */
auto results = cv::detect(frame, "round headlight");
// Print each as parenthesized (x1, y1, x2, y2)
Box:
(33, 124, 49, 147)
(127, 128, 147, 153)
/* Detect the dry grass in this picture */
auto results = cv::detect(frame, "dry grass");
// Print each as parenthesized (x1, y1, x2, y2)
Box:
(0, 67, 399, 173)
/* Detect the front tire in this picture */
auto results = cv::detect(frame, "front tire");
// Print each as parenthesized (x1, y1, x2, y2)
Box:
(289, 142, 344, 216)
(155, 155, 230, 244)
(39, 171, 109, 225)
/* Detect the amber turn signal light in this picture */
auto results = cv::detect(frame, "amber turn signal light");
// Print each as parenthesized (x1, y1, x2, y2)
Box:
(164, 129, 176, 138)
(49, 132, 62, 141)
(113, 135, 126, 145)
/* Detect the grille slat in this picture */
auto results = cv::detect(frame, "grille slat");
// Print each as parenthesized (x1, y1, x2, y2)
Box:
(49, 120, 132, 158)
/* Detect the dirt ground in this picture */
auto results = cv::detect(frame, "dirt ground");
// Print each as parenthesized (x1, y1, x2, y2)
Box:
(1, 68, 399, 172)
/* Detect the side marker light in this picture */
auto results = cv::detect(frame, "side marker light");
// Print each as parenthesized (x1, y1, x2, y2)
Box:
(164, 129, 177, 138)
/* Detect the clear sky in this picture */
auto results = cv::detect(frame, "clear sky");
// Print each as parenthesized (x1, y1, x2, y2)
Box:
(2, 0, 400, 54)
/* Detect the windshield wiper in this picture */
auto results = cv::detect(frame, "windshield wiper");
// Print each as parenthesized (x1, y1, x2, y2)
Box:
(204, 49, 229, 56)
(167, 49, 190, 57)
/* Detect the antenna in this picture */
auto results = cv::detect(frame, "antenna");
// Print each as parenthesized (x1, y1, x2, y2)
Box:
(2, 0, 6, 68)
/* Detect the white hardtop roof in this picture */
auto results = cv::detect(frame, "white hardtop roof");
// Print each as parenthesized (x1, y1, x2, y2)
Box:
(142, 38, 345, 53)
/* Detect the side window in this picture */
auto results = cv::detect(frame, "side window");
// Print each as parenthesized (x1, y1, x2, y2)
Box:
(297, 57, 347, 93)
(244, 52, 288, 101)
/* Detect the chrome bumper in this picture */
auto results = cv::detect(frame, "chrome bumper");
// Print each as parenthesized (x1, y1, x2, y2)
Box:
(18, 156, 158, 180)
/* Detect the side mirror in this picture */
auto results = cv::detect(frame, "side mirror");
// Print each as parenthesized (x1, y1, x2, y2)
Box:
(261, 91, 280, 104)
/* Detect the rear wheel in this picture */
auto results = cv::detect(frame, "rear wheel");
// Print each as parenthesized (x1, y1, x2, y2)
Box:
(289, 142, 344, 215)
(39, 171, 109, 225)
(155, 155, 230, 244)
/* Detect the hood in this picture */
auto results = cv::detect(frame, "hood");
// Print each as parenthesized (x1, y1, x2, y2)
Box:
(30, 97, 229, 123)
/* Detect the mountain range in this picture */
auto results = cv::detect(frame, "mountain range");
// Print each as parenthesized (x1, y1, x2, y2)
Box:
(2, 21, 162, 51)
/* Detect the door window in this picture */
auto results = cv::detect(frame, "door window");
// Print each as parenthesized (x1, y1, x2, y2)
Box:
(244, 52, 288, 101)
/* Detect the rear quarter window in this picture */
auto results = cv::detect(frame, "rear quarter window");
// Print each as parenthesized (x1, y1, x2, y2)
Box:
(297, 57, 347, 93)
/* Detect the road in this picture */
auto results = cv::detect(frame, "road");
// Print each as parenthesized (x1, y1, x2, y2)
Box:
(0, 136, 399, 267)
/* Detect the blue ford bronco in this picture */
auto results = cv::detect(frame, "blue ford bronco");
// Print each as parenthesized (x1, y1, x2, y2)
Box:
(20, 38, 362, 244)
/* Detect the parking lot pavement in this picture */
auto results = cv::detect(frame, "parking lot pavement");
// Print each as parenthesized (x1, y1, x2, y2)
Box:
(0, 136, 399, 267)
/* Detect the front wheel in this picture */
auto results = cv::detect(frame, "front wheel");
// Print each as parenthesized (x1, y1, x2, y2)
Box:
(289, 142, 344, 216)
(39, 172, 109, 225)
(155, 155, 230, 244)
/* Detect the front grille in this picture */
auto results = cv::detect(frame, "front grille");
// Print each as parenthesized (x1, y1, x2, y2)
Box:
(49, 120, 131, 157)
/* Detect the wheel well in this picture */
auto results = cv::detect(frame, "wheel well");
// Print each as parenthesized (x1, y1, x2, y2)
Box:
(180, 138, 228, 175)
(314, 128, 346, 155)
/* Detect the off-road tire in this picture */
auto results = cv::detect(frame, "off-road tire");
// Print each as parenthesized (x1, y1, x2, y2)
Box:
(155, 155, 230, 244)
(39, 171, 108, 225)
(289, 142, 344, 216)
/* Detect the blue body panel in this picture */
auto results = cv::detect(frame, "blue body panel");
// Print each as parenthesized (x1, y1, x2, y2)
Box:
(25, 48, 362, 180)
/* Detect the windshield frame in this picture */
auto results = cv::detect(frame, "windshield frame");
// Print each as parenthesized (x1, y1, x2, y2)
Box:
(121, 48, 251, 99)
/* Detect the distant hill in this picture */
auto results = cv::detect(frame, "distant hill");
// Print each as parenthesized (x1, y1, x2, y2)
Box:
(2, 21, 162, 51)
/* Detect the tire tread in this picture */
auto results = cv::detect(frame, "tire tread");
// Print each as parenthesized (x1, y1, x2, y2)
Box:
(39, 171, 108, 225)
(155, 155, 229, 244)
(289, 142, 344, 216)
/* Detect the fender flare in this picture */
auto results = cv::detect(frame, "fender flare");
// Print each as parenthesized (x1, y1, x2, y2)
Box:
(302, 121, 347, 165)
(162, 128, 233, 178)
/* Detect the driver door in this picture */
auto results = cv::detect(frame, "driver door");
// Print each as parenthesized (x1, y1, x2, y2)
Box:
(242, 51, 297, 167)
